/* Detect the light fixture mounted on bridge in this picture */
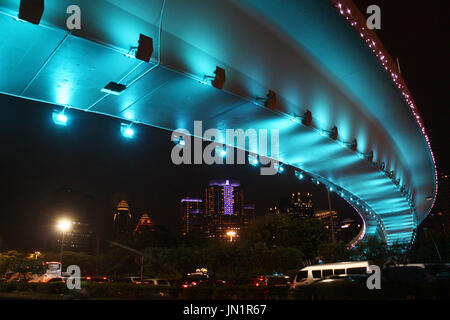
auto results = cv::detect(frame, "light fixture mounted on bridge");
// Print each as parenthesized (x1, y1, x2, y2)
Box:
(344, 139, 357, 152)
(248, 153, 258, 166)
(363, 151, 374, 162)
(172, 134, 186, 147)
(120, 123, 135, 139)
(323, 126, 338, 140)
(265, 90, 276, 110)
(293, 110, 312, 126)
(330, 126, 338, 140)
(274, 162, 284, 173)
(133, 34, 154, 62)
(295, 170, 304, 180)
(101, 82, 127, 95)
(215, 145, 227, 157)
(204, 66, 226, 90)
(19, 0, 44, 25)
(52, 108, 69, 126)
(256, 90, 277, 111)
(303, 111, 312, 126)
(400, 185, 406, 194)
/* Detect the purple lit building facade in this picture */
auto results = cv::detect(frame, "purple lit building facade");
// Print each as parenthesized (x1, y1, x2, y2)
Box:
(181, 180, 255, 240)
(204, 180, 244, 240)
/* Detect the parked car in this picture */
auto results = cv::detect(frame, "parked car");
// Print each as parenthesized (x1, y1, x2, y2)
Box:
(266, 275, 292, 288)
(248, 275, 291, 288)
(142, 279, 171, 286)
(312, 274, 369, 286)
(293, 261, 372, 287)
(84, 276, 110, 283)
(248, 276, 266, 287)
(434, 266, 450, 280)
(181, 276, 226, 288)
(117, 276, 143, 284)
(46, 277, 65, 284)
(381, 266, 433, 285)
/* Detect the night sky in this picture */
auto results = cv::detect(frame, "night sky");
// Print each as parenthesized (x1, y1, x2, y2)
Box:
(0, 1, 447, 250)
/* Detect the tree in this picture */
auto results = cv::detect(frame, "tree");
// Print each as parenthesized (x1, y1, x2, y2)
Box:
(5, 257, 45, 281)
(408, 228, 449, 263)
(133, 225, 178, 249)
(243, 214, 329, 260)
(318, 241, 350, 263)
(0, 251, 27, 278)
(349, 236, 391, 266)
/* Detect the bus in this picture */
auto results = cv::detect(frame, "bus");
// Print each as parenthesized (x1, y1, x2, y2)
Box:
(42, 262, 62, 282)
(293, 261, 372, 287)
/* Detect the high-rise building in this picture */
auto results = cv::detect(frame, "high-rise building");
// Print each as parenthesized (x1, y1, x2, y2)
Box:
(270, 192, 314, 217)
(181, 198, 203, 236)
(55, 221, 97, 253)
(134, 213, 155, 235)
(242, 204, 256, 226)
(314, 209, 339, 229)
(314, 209, 363, 243)
(113, 200, 131, 239)
(204, 180, 244, 217)
(204, 180, 244, 240)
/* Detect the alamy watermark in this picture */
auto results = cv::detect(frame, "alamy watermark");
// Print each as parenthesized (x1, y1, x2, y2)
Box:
(366, 265, 381, 289)
(65, 264, 81, 290)
(66, 5, 81, 30)
(366, 5, 381, 30)
(170, 121, 280, 176)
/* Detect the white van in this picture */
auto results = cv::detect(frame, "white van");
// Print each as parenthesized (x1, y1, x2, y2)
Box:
(293, 261, 372, 287)
(42, 261, 62, 282)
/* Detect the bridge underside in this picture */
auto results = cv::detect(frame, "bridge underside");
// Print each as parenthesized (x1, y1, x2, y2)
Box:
(0, 0, 436, 245)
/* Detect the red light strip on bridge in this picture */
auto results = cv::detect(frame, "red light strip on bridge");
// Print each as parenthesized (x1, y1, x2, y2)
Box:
(330, 0, 438, 219)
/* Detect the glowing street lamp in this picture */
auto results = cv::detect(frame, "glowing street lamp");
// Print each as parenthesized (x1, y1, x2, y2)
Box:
(226, 230, 236, 242)
(56, 218, 72, 266)
(33, 251, 41, 260)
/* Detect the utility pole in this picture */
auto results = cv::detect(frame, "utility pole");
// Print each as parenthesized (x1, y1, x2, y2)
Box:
(59, 232, 65, 266)
(396, 57, 402, 75)
(424, 228, 442, 263)
(110, 241, 149, 281)
(327, 189, 336, 243)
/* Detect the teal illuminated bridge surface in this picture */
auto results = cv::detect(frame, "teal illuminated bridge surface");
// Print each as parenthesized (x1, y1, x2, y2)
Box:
(0, 0, 437, 245)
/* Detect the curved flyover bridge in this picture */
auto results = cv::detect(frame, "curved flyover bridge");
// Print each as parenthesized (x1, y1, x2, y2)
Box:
(0, 0, 437, 245)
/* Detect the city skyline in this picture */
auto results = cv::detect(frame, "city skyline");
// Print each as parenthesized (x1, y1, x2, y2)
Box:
(47, 178, 364, 251)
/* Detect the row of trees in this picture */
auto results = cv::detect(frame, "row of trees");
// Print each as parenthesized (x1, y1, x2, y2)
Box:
(1, 214, 448, 281)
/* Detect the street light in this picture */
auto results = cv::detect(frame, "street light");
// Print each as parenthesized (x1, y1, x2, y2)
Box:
(56, 218, 72, 267)
(226, 230, 236, 242)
